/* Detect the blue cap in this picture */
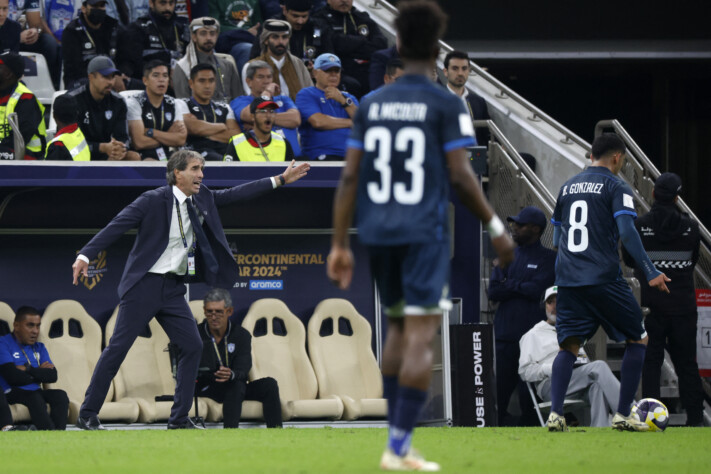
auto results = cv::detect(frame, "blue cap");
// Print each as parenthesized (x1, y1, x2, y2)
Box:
(507, 206, 547, 230)
(313, 53, 341, 71)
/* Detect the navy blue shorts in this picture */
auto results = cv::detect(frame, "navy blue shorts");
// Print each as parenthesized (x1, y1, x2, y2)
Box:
(367, 242, 451, 316)
(556, 279, 646, 344)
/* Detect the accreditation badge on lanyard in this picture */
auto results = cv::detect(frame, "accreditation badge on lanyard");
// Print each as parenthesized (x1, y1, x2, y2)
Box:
(175, 197, 197, 275)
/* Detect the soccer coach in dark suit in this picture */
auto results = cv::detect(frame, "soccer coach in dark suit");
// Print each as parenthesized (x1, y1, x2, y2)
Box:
(71, 150, 309, 430)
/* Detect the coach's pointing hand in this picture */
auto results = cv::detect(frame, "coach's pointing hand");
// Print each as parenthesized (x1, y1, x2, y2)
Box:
(649, 273, 671, 294)
(72, 259, 89, 285)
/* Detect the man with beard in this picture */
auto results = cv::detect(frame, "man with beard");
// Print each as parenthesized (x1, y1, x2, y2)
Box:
(243, 19, 312, 102)
(224, 97, 294, 162)
(518, 286, 621, 427)
(173, 17, 242, 102)
(119, 0, 190, 80)
(312, 0, 387, 98)
(127, 60, 188, 160)
(62, 0, 124, 91)
(488, 206, 556, 426)
(69, 56, 139, 161)
(443, 50, 490, 146)
(183, 63, 241, 161)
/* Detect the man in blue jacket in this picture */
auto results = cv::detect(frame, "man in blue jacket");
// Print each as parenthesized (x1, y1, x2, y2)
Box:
(72, 150, 308, 430)
(488, 206, 556, 425)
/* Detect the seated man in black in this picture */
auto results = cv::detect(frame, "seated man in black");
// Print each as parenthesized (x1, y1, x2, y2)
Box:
(197, 288, 282, 429)
(182, 63, 241, 161)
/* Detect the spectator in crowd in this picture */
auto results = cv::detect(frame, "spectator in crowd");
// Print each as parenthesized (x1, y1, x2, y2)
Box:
(0, 51, 45, 160)
(211, 0, 262, 74)
(519, 286, 621, 427)
(10, 0, 61, 89)
(312, 0, 387, 98)
(69, 56, 139, 161)
(62, 0, 124, 91)
(361, 57, 403, 101)
(295, 53, 357, 161)
(243, 18, 312, 101)
(196, 288, 282, 428)
(173, 16, 243, 102)
(224, 97, 294, 162)
(0, 306, 69, 430)
(488, 206, 556, 426)
(443, 50, 490, 146)
(45, 94, 91, 161)
(183, 63, 240, 161)
(230, 60, 301, 156)
(119, 0, 190, 80)
(368, 45, 397, 91)
(0, 0, 21, 54)
(44, 0, 76, 42)
(127, 59, 188, 160)
(249, 0, 335, 80)
(106, 0, 150, 26)
(622, 172, 706, 426)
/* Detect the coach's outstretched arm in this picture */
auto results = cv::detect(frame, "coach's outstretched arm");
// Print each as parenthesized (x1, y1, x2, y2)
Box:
(447, 148, 515, 267)
(616, 214, 671, 293)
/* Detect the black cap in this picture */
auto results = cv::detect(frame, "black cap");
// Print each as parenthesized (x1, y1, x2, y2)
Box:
(84, 0, 108, 5)
(507, 206, 547, 230)
(250, 97, 279, 114)
(284, 0, 312, 11)
(0, 51, 25, 79)
(654, 172, 682, 202)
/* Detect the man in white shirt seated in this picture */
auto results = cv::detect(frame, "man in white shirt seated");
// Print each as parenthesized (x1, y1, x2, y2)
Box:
(518, 286, 621, 427)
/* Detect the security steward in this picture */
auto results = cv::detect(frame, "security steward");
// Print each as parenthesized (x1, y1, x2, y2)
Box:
(0, 51, 46, 160)
(61, 0, 121, 91)
(119, 0, 189, 80)
(196, 288, 282, 429)
(69, 56, 139, 161)
(224, 98, 294, 162)
(45, 94, 91, 161)
(312, 0, 387, 98)
(622, 172, 706, 426)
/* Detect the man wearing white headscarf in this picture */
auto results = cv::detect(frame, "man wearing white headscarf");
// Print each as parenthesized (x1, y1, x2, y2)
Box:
(173, 17, 243, 102)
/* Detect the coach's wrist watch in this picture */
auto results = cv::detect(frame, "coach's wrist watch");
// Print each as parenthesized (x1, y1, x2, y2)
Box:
(144, 128, 154, 138)
(342, 97, 353, 108)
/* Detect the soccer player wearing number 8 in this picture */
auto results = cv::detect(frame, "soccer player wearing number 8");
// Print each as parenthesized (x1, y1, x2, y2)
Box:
(328, 1, 515, 469)
(547, 133, 671, 432)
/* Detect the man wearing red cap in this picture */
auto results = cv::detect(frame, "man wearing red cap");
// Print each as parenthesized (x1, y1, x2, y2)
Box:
(224, 97, 294, 162)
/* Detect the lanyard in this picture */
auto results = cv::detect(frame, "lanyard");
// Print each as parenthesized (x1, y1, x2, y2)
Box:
(190, 97, 216, 123)
(211, 336, 228, 367)
(174, 197, 196, 253)
(343, 13, 357, 32)
(146, 92, 165, 130)
(212, 58, 227, 99)
(20, 346, 39, 366)
(79, 17, 97, 50)
(249, 130, 271, 161)
(151, 17, 181, 51)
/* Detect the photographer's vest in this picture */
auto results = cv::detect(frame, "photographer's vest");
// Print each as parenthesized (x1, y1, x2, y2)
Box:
(0, 82, 46, 154)
(226, 132, 286, 162)
(45, 125, 90, 161)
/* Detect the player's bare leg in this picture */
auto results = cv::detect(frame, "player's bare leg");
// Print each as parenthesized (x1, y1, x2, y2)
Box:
(381, 314, 441, 471)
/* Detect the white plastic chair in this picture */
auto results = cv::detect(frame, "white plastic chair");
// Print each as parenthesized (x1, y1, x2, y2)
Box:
(19, 52, 56, 105)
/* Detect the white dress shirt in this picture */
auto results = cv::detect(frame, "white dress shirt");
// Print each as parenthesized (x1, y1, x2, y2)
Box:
(148, 186, 197, 275)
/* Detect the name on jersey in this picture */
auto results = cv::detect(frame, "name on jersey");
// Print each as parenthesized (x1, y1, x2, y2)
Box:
(562, 182, 604, 196)
(367, 102, 427, 122)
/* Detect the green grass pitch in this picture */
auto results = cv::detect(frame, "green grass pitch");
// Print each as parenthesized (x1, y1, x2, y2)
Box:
(2, 426, 709, 473)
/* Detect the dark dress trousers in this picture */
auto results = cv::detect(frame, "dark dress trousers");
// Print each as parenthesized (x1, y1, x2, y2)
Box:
(79, 179, 273, 424)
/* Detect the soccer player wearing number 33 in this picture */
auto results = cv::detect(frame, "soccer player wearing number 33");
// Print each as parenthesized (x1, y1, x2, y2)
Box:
(327, 1, 515, 470)
(547, 133, 671, 433)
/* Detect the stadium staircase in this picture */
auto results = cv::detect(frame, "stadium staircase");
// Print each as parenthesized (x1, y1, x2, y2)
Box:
(358, 0, 711, 426)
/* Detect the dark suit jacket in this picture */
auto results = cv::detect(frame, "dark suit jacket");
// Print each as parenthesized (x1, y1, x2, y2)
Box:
(464, 90, 491, 146)
(80, 179, 273, 297)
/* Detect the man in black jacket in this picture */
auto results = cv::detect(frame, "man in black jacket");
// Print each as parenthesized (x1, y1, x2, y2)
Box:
(196, 288, 282, 428)
(0, 306, 68, 430)
(623, 172, 706, 426)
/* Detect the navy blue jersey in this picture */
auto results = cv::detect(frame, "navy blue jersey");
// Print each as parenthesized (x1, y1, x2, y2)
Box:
(347, 75, 476, 245)
(552, 166, 637, 286)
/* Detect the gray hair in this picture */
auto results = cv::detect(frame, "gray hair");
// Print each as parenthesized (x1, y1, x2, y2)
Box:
(204, 288, 233, 308)
(245, 60, 271, 80)
(166, 150, 205, 185)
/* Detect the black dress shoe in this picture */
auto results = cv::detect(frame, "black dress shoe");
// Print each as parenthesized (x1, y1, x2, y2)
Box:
(167, 418, 204, 430)
(76, 415, 107, 431)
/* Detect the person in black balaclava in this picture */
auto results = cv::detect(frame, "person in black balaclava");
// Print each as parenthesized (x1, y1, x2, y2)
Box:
(622, 172, 706, 426)
(117, 0, 189, 80)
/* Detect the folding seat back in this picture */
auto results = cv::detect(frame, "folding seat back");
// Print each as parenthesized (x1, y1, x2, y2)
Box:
(188, 300, 205, 324)
(241, 299, 317, 401)
(19, 52, 56, 104)
(307, 299, 382, 400)
(0, 301, 14, 336)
